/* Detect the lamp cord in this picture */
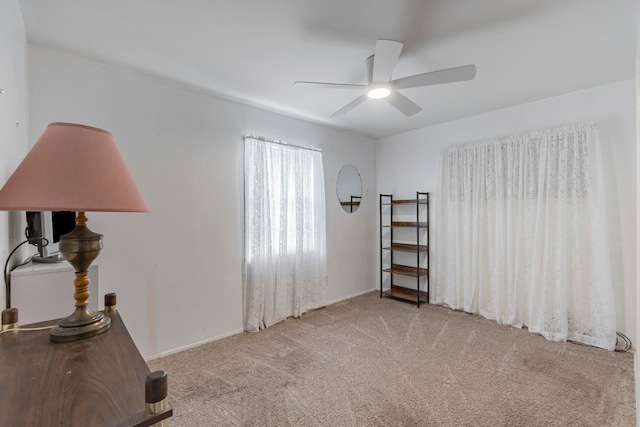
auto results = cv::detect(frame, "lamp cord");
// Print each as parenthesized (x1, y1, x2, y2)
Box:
(0, 325, 54, 334)
(615, 332, 632, 353)
(3, 237, 49, 309)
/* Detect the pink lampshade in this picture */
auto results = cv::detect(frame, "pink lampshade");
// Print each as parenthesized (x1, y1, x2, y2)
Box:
(0, 122, 150, 212)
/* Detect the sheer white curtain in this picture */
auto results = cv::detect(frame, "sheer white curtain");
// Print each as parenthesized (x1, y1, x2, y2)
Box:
(434, 123, 616, 350)
(243, 136, 327, 332)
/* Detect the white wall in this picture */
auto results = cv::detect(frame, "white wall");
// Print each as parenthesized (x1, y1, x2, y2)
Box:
(27, 45, 377, 358)
(377, 79, 636, 345)
(0, 0, 29, 309)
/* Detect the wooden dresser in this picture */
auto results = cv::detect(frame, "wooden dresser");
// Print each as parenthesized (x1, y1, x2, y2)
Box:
(0, 297, 172, 426)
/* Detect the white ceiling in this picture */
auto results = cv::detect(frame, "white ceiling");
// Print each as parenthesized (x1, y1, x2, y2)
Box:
(19, 0, 637, 139)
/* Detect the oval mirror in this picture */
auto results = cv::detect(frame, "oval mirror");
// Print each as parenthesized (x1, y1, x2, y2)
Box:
(336, 164, 362, 213)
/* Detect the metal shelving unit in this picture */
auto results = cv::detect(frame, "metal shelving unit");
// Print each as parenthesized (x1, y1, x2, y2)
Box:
(380, 192, 429, 307)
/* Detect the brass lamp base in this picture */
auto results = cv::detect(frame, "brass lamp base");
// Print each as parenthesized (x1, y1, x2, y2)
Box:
(50, 212, 111, 342)
(50, 307, 111, 342)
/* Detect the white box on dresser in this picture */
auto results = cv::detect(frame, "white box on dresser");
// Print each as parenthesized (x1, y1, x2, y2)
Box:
(10, 262, 99, 325)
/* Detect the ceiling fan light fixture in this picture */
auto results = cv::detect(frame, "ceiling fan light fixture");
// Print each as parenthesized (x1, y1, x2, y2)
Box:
(368, 86, 391, 99)
(296, 39, 476, 117)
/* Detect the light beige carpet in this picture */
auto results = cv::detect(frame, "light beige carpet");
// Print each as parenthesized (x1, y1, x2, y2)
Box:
(149, 291, 635, 426)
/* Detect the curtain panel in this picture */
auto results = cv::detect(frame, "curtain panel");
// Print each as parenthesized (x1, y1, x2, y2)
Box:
(243, 136, 327, 332)
(434, 123, 616, 350)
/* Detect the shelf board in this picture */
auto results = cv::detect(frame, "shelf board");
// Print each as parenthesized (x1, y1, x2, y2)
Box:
(340, 201, 361, 206)
(381, 199, 428, 205)
(382, 243, 428, 252)
(382, 264, 428, 278)
(383, 285, 428, 303)
(393, 199, 428, 205)
(382, 221, 428, 228)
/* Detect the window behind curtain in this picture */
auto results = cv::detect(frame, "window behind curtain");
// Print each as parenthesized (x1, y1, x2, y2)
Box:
(434, 122, 616, 350)
(243, 136, 327, 332)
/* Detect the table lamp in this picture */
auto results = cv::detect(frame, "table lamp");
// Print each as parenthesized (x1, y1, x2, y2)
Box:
(0, 122, 150, 342)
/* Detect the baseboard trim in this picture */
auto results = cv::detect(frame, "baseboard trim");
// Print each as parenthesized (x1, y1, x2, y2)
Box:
(145, 328, 244, 362)
(146, 289, 377, 361)
(327, 288, 377, 306)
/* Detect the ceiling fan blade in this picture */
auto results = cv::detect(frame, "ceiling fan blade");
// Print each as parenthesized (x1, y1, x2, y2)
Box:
(364, 55, 374, 86)
(385, 91, 422, 117)
(295, 81, 367, 90)
(330, 94, 369, 118)
(393, 64, 477, 90)
(372, 39, 403, 83)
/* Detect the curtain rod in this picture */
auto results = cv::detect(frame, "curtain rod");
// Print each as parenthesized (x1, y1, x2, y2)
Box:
(244, 134, 322, 153)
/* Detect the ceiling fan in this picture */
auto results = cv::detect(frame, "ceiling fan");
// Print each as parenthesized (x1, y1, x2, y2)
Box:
(295, 39, 476, 118)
